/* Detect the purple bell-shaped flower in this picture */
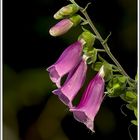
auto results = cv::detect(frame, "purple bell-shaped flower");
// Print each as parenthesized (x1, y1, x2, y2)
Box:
(47, 41, 83, 87)
(70, 66, 105, 132)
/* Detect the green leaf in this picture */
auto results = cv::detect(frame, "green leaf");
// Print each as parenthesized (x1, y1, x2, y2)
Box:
(131, 120, 137, 126)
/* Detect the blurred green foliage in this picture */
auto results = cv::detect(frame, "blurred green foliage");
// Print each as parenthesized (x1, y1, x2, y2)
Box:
(4, 65, 69, 140)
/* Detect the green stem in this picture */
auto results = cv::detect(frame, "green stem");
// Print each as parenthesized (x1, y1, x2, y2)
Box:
(82, 11, 128, 76)
(96, 49, 106, 52)
(69, 0, 135, 82)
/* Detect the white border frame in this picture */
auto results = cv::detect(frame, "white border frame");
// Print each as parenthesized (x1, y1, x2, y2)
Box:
(138, 0, 139, 139)
(1, 0, 2, 139)
(0, 0, 139, 140)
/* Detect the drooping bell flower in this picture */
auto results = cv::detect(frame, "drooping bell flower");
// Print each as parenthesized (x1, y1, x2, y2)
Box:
(70, 66, 105, 132)
(49, 15, 81, 37)
(47, 41, 84, 87)
(53, 57, 87, 107)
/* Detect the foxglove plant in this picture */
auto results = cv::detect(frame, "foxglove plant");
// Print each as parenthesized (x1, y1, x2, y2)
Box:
(47, 0, 137, 134)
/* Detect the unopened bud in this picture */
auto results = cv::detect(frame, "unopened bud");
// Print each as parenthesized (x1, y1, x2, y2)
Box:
(54, 4, 79, 20)
(49, 19, 73, 36)
(78, 31, 96, 49)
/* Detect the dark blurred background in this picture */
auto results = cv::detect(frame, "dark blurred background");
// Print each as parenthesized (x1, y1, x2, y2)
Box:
(3, 0, 137, 140)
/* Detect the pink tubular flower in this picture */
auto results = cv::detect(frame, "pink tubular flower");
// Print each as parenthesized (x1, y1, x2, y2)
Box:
(47, 41, 83, 87)
(53, 58, 87, 107)
(49, 19, 73, 36)
(70, 66, 105, 132)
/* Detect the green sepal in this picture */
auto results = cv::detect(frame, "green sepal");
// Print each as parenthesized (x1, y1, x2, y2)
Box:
(96, 55, 113, 81)
(107, 75, 127, 97)
(126, 91, 137, 100)
(85, 48, 97, 64)
(120, 90, 137, 103)
(92, 55, 113, 81)
(103, 62, 113, 82)
(69, 14, 81, 26)
(78, 30, 96, 50)
(93, 62, 103, 71)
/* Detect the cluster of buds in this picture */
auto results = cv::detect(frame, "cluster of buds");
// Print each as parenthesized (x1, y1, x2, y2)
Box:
(47, 3, 105, 132)
(49, 4, 81, 36)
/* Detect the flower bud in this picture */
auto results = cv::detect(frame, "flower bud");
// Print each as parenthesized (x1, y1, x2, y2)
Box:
(49, 19, 73, 36)
(54, 4, 79, 20)
(78, 31, 96, 49)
